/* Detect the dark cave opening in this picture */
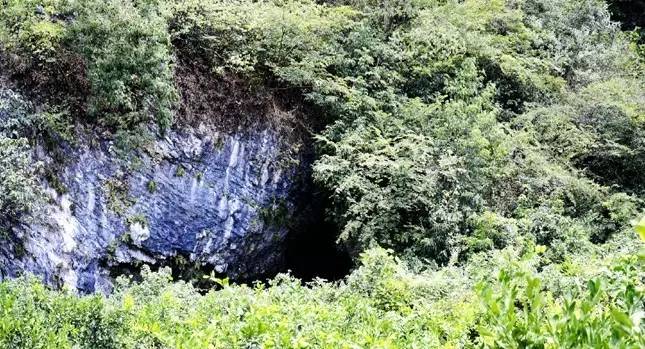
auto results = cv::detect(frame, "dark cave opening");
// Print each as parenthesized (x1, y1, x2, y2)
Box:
(103, 190, 353, 292)
(283, 223, 353, 282)
(102, 155, 353, 290)
(105, 214, 353, 293)
(282, 191, 353, 282)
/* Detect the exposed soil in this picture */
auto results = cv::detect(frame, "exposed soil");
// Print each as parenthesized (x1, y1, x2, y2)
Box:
(0, 48, 89, 116)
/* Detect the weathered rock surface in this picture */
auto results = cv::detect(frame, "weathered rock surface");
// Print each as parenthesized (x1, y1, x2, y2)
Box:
(0, 87, 305, 293)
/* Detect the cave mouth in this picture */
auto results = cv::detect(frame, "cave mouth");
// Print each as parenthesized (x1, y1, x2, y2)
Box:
(104, 179, 352, 290)
(283, 222, 353, 282)
(104, 198, 353, 292)
(106, 216, 353, 292)
(281, 191, 353, 283)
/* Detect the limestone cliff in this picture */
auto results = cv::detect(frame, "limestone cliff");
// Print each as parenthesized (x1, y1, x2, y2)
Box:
(0, 87, 307, 293)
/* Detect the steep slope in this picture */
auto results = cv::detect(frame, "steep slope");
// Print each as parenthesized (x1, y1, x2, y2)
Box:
(0, 84, 313, 292)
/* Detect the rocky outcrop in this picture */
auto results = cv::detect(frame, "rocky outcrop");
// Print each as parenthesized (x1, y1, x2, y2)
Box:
(0, 87, 306, 293)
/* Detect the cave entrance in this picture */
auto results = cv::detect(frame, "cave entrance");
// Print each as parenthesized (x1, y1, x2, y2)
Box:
(282, 191, 352, 282)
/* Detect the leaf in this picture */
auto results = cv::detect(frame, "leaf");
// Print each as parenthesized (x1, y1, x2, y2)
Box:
(123, 293, 135, 311)
(634, 216, 645, 241)
(611, 308, 633, 329)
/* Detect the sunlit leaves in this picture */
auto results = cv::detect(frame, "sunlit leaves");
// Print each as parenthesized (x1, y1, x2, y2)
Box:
(635, 216, 645, 241)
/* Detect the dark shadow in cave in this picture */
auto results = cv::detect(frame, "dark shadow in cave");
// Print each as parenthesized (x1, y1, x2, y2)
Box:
(282, 190, 353, 282)
(102, 187, 353, 292)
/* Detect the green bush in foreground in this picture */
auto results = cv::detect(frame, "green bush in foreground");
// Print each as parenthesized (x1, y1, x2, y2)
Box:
(0, 242, 642, 349)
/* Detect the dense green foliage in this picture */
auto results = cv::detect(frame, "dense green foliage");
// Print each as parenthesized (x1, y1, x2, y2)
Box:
(0, 244, 643, 348)
(0, 0, 644, 347)
(0, 89, 41, 225)
(0, 0, 176, 129)
(117, 0, 644, 263)
(0, 137, 38, 223)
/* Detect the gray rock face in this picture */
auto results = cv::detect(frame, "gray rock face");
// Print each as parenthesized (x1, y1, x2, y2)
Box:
(0, 87, 305, 293)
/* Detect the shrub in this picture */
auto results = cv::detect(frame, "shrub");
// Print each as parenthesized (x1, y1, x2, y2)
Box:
(0, 88, 42, 226)
(0, 243, 642, 348)
(70, 0, 176, 130)
(0, 0, 69, 67)
(0, 0, 177, 132)
(477, 252, 644, 348)
(0, 137, 41, 224)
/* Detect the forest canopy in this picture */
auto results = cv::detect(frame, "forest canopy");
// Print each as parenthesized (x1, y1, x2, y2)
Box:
(0, 0, 643, 348)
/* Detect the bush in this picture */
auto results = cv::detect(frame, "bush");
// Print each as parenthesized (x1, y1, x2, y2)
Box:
(0, 0, 68, 67)
(0, 137, 40, 224)
(301, 0, 643, 262)
(0, 88, 42, 226)
(477, 252, 644, 348)
(0, 243, 642, 348)
(0, 0, 176, 131)
(70, 0, 176, 130)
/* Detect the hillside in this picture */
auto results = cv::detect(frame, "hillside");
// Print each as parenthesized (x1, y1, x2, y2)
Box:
(0, 0, 643, 348)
